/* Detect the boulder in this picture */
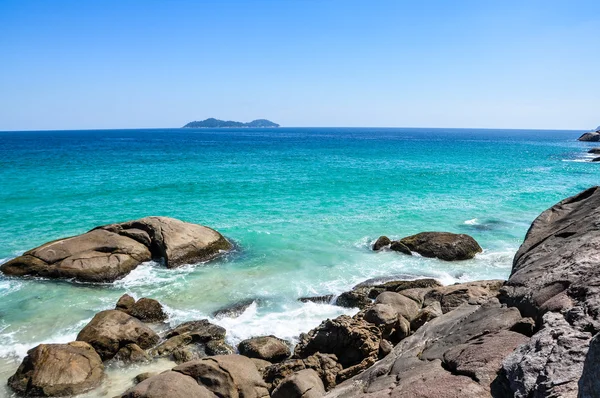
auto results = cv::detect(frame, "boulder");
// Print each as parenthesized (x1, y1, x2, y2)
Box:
(116, 294, 136, 311)
(364, 304, 398, 327)
(399, 232, 482, 261)
(578, 132, 600, 142)
(389, 241, 412, 255)
(410, 301, 443, 330)
(212, 299, 256, 319)
(8, 341, 104, 397)
(0, 216, 232, 282)
(165, 319, 226, 341)
(263, 353, 342, 392)
(372, 236, 391, 251)
(579, 332, 600, 397)
(114, 343, 151, 363)
(119, 371, 216, 398)
(172, 345, 205, 364)
(205, 339, 234, 356)
(238, 336, 291, 362)
(334, 289, 371, 309)
(173, 354, 270, 398)
(271, 369, 326, 398)
(294, 315, 380, 382)
(588, 148, 600, 154)
(592, 157, 600, 162)
(76, 309, 159, 361)
(375, 291, 420, 321)
(424, 280, 504, 313)
(128, 297, 168, 322)
(134, 372, 158, 384)
(365, 278, 441, 299)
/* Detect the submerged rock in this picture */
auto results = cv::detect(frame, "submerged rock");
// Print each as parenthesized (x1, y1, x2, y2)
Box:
(0, 216, 232, 283)
(76, 309, 159, 361)
(8, 341, 104, 397)
(238, 335, 291, 362)
(399, 231, 482, 261)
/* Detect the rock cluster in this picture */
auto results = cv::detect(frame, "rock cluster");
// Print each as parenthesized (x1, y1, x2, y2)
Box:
(0, 216, 232, 282)
(372, 231, 482, 260)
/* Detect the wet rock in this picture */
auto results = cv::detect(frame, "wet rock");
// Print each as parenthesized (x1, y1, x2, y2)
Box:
(116, 294, 136, 312)
(212, 299, 256, 319)
(0, 216, 232, 282)
(372, 236, 391, 251)
(151, 334, 193, 358)
(173, 354, 270, 398)
(165, 319, 226, 342)
(298, 295, 334, 304)
(119, 371, 216, 398)
(588, 147, 600, 154)
(366, 278, 441, 299)
(375, 291, 420, 321)
(114, 343, 151, 363)
(8, 341, 104, 397)
(592, 157, 600, 162)
(134, 372, 158, 384)
(238, 335, 291, 362)
(579, 132, 600, 142)
(264, 353, 342, 392)
(334, 289, 371, 309)
(399, 231, 483, 261)
(271, 369, 325, 398)
(128, 297, 168, 322)
(205, 339, 234, 356)
(389, 240, 412, 255)
(76, 310, 159, 361)
(172, 345, 205, 364)
(424, 279, 504, 313)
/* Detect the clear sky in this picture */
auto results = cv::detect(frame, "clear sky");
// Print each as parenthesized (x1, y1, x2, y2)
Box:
(0, 0, 598, 130)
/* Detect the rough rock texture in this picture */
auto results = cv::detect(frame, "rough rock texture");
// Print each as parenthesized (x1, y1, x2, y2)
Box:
(119, 371, 216, 398)
(151, 319, 225, 360)
(375, 291, 420, 321)
(579, 332, 600, 397)
(588, 148, 600, 154)
(238, 336, 291, 362)
(128, 297, 168, 322)
(165, 320, 226, 341)
(173, 354, 270, 398)
(334, 289, 371, 309)
(0, 216, 232, 282)
(271, 369, 326, 398)
(116, 294, 135, 311)
(372, 236, 391, 251)
(8, 341, 104, 397)
(76, 310, 159, 361)
(365, 278, 442, 299)
(424, 280, 504, 313)
(578, 132, 600, 141)
(263, 353, 342, 391)
(205, 339, 234, 356)
(399, 231, 483, 261)
(298, 295, 335, 304)
(294, 315, 381, 382)
(499, 187, 600, 396)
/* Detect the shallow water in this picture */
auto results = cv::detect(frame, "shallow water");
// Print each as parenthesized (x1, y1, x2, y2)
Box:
(0, 127, 597, 396)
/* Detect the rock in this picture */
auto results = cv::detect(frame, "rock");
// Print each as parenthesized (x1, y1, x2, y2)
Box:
(116, 294, 136, 311)
(76, 309, 159, 361)
(588, 148, 600, 154)
(578, 132, 600, 141)
(443, 330, 529, 386)
(390, 240, 412, 255)
(7, 341, 104, 397)
(375, 291, 420, 321)
(173, 354, 270, 398)
(510, 317, 536, 337)
(264, 353, 342, 392)
(238, 336, 291, 362)
(372, 236, 391, 251)
(114, 343, 151, 363)
(205, 339, 234, 356)
(151, 334, 193, 358)
(128, 297, 168, 322)
(424, 280, 504, 313)
(212, 299, 256, 319)
(502, 312, 590, 398)
(399, 232, 482, 261)
(379, 339, 394, 357)
(364, 304, 398, 327)
(172, 345, 205, 363)
(119, 371, 216, 398)
(366, 278, 441, 299)
(165, 319, 226, 341)
(592, 157, 600, 162)
(251, 358, 273, 372)
(294, 315, 380, 382)
(334, 289, 371, 309)
(271, 369, 326, 398)
(410, 301, 443, 330)
(0, 216, 232, 282)
(579, 332, 600, 397)
(298, 295, 334, 304)
(134, 372, 158, 384)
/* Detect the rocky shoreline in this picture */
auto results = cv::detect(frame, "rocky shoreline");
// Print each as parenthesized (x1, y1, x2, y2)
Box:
(3, 188, 600, 397)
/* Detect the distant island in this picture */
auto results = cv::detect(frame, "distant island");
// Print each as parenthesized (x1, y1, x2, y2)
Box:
(182, 118, 280, 128)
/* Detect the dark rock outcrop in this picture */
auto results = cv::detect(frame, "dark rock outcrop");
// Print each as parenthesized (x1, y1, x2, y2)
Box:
(334, 289, 371, 309)
(588, 148, 600, 154)
(0, 216, 232, 282)
(579, 132, 600, 142)
(263, 353, 342, 392)
(298, 295, 334, 304)
(399, 231, 482, 261)
(212, 299, 256, 319)
(390, 241, 412, 255)
(238, 336, 291, 362)
(128, 297, 168, 322)
(8, 342, 104, 397)
(119, 371, 216, 398)
(372, 236, 391, 251)
(76, 309, 159, 361)
(151, 319, 225, 360)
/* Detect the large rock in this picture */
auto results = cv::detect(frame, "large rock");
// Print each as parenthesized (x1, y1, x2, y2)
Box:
(588, 148, 600, 154)
(0, 216, 231, 282)
(424, 279, 504, 313)
(263, 353, 342, 392)
(152, 320, 225, 359)
(399, 232, 482, 261)
(76, 309, 159, 360)
(128, 297, 168, 322)
(375, 291, 420, 321)
(119, 371, 216, 398)
(334, 289, 371, 309)
(578, 132, 600, 142)
(271, 369, 326, 398)
(8, 341, 104, 397)
(173, 354, 270, 398)
(579, 332, 600, 397)
(238, 336, 291, 362)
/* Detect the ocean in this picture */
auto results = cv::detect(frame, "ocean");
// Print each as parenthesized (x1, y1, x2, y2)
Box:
(0, 127, 597, 396)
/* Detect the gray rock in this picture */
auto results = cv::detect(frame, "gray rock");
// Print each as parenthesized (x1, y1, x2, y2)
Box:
(7, 341, 104, 397)
(588, 148, 600, 154)
(298, 295, 335, 304)
(0, 216, 232, 282)
(399, 231, 483, 261)
(375, 291, 420, 321)
(271, 369, 326, 398)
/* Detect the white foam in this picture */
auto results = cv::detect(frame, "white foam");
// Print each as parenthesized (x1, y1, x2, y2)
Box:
(464, 218, 479, 225)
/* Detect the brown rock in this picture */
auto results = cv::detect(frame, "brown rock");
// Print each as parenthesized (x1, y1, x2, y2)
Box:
(119, 371, 216, 398)
(424, 280, 504, 313)
(76, 309, 159, 361)
(116, 294, 136, 311)
(128, 297, 167, 322)
(165, 319, 226, 341)
(372, 236, 391, 251)
(114, 343, 151, 363)
(271, 369, 326, 398)
(134, 372, 158, 384)
(205, 339, 234, 356)
(238, 335, 291, 362)
(375, 291, 420, 321)
(410, 301, 443, 330)
(390, 241, 412, 255)
(399, 232, 483, 261)
(7, 341, 104, 397)
(334, 289, 371, 309)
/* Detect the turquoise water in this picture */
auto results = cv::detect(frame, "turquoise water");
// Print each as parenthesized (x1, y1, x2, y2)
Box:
(0, 127, 597, 396)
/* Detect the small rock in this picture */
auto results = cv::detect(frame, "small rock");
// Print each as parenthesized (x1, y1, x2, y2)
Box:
(379, 339, 394, 357)
(410, 301, 443, 330)
(375, 291, 420, 321)
(588, 148, 600, 154)
(129, 297, 168, 322)
(399, 231, 482, 261)
(298, 295, 334, 304)
(364, 304, 398, 327)
(114, 343, 151, 363)
(134, 372, 157, 384)
(238, 336, 291, 362)
(116, 294, 136, 311)
(390, 241, 412, 255)
(373, 236, 392, 251)
(212, 299, 256, 319)
(205, 339, 234, 356)
(165, 319, 226, 341)
(271, 369, 326, 398)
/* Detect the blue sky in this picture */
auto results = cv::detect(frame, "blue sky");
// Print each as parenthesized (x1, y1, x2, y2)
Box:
(0, 0, 598, 130)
